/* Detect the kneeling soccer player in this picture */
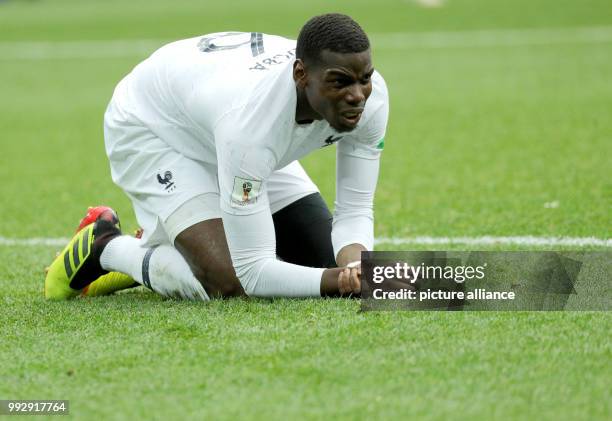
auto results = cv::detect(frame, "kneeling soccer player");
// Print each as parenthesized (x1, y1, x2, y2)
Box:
(44, 13, 388, 300)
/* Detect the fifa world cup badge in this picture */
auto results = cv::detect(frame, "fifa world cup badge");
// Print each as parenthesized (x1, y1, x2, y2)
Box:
(232, 177, 261, 207)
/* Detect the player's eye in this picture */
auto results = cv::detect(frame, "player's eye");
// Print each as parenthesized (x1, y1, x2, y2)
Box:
(360, 72, 373, 85)
(331, 78, 351, 88)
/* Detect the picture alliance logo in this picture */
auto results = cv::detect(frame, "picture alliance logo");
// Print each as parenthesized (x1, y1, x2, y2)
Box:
(372, 262, 488, 284)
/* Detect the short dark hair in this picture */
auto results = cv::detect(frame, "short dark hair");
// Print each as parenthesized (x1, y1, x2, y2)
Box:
(296, 13, 370, 65)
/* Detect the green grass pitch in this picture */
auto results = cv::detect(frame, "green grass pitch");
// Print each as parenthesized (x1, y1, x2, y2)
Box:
(0, 0, 610, 419)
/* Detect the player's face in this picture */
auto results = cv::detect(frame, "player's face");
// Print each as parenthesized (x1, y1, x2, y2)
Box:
(298, 49, 374, 132)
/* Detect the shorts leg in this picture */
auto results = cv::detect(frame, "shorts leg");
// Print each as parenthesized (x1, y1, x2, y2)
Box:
(104, 110, 220, 246)
(104, 109, 242, 298)
(267, 161, 320, 214)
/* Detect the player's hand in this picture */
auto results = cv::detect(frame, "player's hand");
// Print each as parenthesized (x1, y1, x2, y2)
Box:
(320, 264, 361, 297)
(337, 265, 361, 295)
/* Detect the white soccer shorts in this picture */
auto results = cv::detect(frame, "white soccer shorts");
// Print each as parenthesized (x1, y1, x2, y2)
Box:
(103, 103, 319, 247)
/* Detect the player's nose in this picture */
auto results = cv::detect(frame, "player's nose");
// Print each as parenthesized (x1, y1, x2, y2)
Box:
(345, 84, 366, 106)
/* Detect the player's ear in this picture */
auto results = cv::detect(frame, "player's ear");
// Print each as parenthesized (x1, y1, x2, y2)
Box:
(293, 59, 307, 88)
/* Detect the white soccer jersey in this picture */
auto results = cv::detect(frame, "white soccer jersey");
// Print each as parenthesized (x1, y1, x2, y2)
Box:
(109, 32, 389, 296)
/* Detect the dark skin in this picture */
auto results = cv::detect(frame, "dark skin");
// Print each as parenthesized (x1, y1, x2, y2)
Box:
(175, 49, 375, 298)
(175, 219, 246, 298)
(294, 49, 374, 131)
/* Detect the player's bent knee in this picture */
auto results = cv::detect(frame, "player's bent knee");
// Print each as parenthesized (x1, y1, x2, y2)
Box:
(273, 193, 336, 268)
(174, 219, 247, 298)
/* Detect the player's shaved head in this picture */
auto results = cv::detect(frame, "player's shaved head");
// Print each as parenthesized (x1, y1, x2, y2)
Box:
(293, 14, 373, 132)
(296, 13, 370, 66)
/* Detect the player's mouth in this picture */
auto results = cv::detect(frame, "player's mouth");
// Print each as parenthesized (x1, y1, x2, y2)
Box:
(339, 109, 363, 127)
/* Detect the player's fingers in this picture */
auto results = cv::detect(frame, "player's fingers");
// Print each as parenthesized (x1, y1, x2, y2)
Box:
(347, 261, 361, 269)
(338, 268, 351, 294)
(337, 269, 345, 294)
(343, 268, 352, 294)
(349, 268, 361, 294)
(347, 262, 362, 277)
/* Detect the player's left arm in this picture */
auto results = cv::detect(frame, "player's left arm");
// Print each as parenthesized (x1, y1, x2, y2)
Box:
(333, 73, 389, 266)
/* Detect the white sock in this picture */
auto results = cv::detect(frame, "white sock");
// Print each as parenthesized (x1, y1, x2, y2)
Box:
(100, 236, 209, 301)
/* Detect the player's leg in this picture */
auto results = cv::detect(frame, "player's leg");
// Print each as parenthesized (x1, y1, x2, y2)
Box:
(42, 206, 139, 298)
(173, 220, 244, 298)
(94, 200, 245, 300)
(119, 160, 334, 298)
(46, 100, 244, 300)
(101, 126, 245, 299)
(272, 193, 336, 268)
(44, 208, 125, 299)
(268, 161, 337, 268)
(43, 202, 217, 300)
(159, 193, 245, 298)
(74, 206, 138, 297)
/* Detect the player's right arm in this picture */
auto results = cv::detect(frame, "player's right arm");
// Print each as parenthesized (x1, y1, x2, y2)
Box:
(214, 115, 360, 297)
(332, 72, 389, 267)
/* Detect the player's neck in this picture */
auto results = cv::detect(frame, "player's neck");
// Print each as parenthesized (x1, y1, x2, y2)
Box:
(295, 88, 321, 125)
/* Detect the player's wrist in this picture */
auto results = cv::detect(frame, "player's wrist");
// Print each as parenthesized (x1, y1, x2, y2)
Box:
(320, 266, 361, 297)
(320, 268, 344, 296)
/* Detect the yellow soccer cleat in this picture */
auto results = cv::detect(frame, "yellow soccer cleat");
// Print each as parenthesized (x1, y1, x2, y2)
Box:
(82, 272, 139, 297)
(77, 206, 139, 297)
(44, 209, 122, 300)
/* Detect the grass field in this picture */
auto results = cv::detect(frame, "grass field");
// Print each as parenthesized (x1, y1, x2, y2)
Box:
(0, 0, 610, 419)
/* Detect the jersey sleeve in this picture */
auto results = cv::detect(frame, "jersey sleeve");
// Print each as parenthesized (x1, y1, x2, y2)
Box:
(214, 111, 324, 297)
(332, 73, 389, 258)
